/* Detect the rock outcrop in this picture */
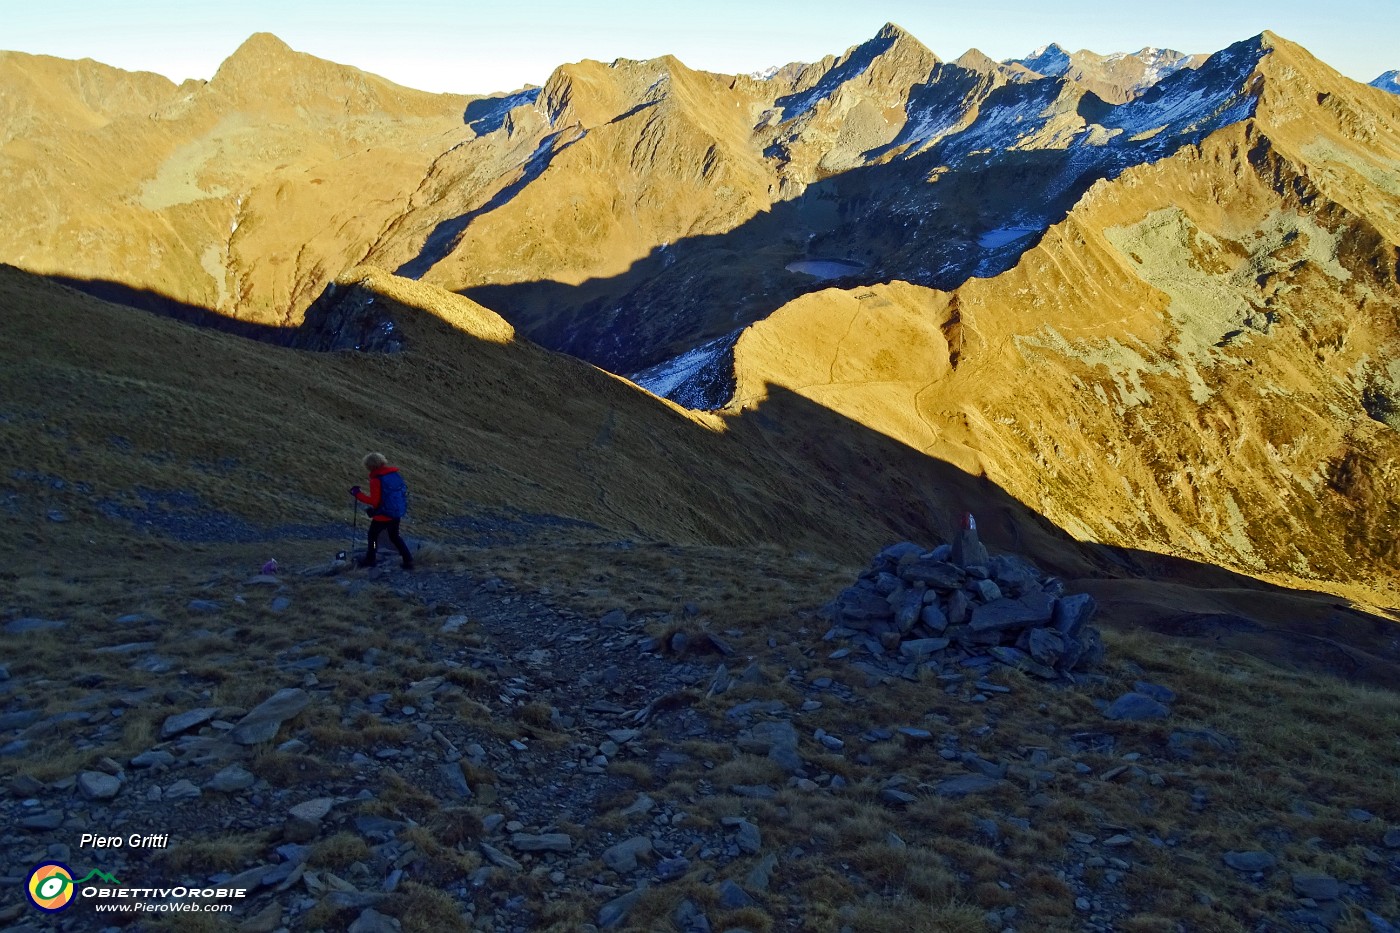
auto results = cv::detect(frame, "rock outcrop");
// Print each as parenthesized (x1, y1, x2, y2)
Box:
(827, 515, 1104, 679)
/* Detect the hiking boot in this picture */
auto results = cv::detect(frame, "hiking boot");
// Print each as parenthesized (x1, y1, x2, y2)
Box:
(357, 557, 376, 568)
(401, 561, 414, 571)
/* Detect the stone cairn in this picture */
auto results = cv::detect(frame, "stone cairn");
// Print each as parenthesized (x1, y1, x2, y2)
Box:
(825, 514, 1103, 679)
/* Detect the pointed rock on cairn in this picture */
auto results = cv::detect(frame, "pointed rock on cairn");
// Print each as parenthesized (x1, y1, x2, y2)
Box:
(825, 513, 1104, 678)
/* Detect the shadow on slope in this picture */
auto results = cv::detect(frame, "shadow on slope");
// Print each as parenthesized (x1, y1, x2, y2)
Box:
(7, 265, 1396, 688)
(48, 275, 304, 346)
(394, 126, 586, 280)
(463, 132, 1186, 378)
(41, 270, 416, 354)
(737, 381, 1400, 688)
(462, 37, 1268, 380)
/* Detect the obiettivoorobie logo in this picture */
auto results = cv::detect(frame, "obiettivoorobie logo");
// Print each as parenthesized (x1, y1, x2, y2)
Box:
(26, 862, 122, 912)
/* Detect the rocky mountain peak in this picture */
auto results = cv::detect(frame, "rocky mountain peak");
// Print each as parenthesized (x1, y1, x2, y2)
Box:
(870, 20, 939, 64)
(208, 31, 321, 99)
(952, 48, 1001, 74)
(875, 22, 913, 42)
(1013, 43, 1072, 76)
(213, 32, 296, 77)
(1373, 70, 1400, 94)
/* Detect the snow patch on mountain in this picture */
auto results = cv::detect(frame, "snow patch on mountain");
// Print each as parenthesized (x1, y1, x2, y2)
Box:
(1102, 39, 1259, 144)
(1135, 48, 1195, 88)
(1012, 43, 1072, 76)
(465, 88, 542, 136)
(1372, 71, 1400, 95)
(630, 332, 740, 409)
(926, 78, 1065, 161)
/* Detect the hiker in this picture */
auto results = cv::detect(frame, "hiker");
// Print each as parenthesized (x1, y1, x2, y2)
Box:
(351, 453, 414, 569)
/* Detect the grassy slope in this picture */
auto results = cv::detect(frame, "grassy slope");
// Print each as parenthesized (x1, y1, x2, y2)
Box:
(0, 262, 986, 568)
(0, 35, 471, 325)
(3, 264, 1400, 932)
(726, 85, 1400, 607)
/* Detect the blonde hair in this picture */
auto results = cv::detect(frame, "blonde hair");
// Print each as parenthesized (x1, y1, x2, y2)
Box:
(363, 452, 388, 470)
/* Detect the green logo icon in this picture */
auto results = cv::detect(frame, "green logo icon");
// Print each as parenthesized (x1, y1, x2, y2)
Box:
(26, 863, 122, 912)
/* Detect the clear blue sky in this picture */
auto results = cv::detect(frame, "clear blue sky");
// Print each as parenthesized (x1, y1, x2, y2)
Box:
(4, 0, 1395, 94)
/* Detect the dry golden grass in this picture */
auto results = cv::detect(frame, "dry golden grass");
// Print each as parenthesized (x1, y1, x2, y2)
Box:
(607, 759, 656, 787)
(308, 832, 372, 871)
(249, 750, 346, 787)
(305, 717, 414, 751)
(395, 826, 481, 886)
(426, 807, 482, 848)
(845, 897, 988, 933)
(0, 342, 1397, 933)
(708, 754, 787, 788)
(375, 771, 442, 823)
(159, 832, 273, 875)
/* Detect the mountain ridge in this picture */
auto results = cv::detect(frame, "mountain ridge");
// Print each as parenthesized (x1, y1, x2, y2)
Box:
(3, 26, 1400, 933)
(2, 25, 1398, 608)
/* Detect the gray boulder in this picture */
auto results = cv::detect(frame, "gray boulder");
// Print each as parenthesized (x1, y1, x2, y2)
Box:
(738, 720, 798, 755)
(716, 878, 755, 909)
(598, 888, 645, 929)
(78, 770, 122, 800)
(1291, 873, 1342, 901)
(892, 585, 925, 633)
(4, 617, 65, 635)
(900, 638, 949, 662)
(834, 584, 894, 628)
(602, 836, 653, 873)
(876, 541, 924, 567)
(1223, 851, 1277, 872)
(989, 554, 1042, 595)
(231, 688, 310, 745)
(900, 559, 966, 589)
(935, 774, 1003, 797)
(1104, 693, 1170, 721)
(509, 832, 573, 853)
(1053, 593, 1097, 638)
(945, 589, 971, 626)
(1027, 628, 1065, 667)
(919, 602, 948, 633)
(161, 707, 219, 739)
(969, 592, 1056, 633)
(207, 765, 255, 793)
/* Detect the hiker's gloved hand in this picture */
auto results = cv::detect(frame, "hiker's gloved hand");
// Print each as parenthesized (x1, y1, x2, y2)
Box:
(350, 486, 361, 496)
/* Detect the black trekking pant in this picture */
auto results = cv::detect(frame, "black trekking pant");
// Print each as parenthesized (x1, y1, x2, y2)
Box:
(366, 518, 413, 566)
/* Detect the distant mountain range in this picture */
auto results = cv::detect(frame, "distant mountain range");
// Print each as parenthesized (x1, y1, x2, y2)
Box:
(1, 25, 1398, 603)
(1003, 42, 1209, 103)
(1373, 70, 1400, 94)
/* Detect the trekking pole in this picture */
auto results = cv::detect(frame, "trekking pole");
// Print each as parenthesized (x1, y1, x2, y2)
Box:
(350, 494, 358, 561)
